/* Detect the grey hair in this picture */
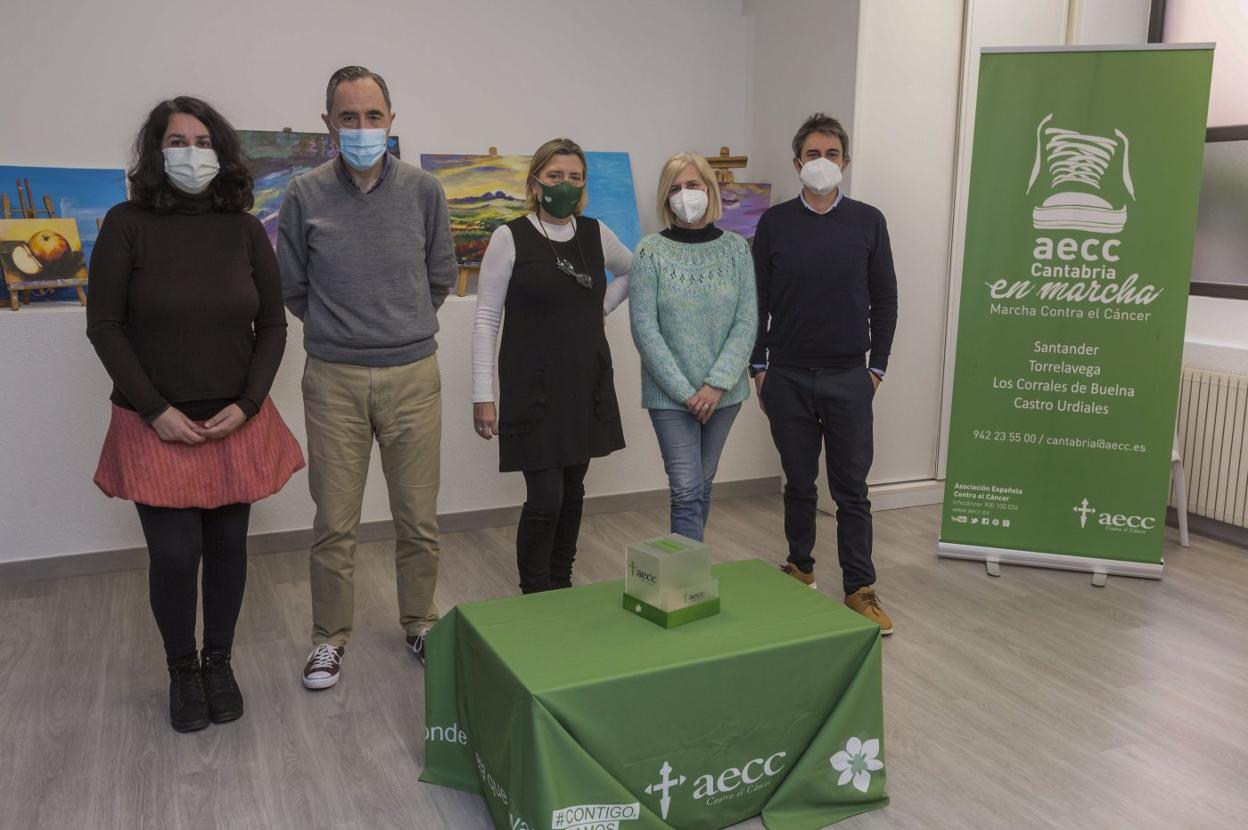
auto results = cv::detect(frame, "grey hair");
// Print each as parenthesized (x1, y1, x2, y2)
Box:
(325, 65, 392, 115)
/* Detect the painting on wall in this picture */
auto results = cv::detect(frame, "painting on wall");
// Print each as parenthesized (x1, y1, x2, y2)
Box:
(0, 218, 88, 310)
(584, 151, 642, 261)
(239, 129, 401, 247)
(0, 166, 127, 305)
(420, 150, 641, 279)
(418, 153, 529, 267)
(717, 182, 772, 244)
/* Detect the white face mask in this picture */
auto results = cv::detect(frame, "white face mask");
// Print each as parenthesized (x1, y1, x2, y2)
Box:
(163, 146, 220, 195)
(669, 188, 709, 224)
(799, 157, 843, 196)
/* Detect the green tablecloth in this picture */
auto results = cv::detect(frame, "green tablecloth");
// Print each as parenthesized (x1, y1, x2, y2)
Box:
(420, 559, 887, 830)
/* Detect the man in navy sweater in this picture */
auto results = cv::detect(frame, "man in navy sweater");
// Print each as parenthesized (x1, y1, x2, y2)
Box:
(750, 113, 898, 634)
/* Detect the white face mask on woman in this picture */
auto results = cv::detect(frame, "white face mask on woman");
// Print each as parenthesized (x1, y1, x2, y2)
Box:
(163, 146, 220, 194)
(669, 188, 709, 224)
(799, 157, 843, 196)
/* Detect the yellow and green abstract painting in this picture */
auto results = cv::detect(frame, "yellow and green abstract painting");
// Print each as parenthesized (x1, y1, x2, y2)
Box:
(420, 151, 641, 276)
(419, 154, 529, 266)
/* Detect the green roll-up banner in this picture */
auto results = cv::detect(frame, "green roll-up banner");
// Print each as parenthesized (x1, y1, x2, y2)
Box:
(939, 45, 1213, 579)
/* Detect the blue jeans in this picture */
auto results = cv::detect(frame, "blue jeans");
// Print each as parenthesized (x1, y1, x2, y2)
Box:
(648, 403, 741, 542)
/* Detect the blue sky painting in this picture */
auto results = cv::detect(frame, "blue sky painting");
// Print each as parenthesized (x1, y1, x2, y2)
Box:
(0, 166, 127, 303)
(584, 152, 642, 273)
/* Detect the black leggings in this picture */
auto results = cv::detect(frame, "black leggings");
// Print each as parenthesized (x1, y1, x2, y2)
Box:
(516, 463, 589, 594)
(135, 502, 251, 660)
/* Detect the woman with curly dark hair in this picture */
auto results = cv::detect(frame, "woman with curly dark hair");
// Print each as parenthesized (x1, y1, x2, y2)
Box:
(87, 96, 304, 733)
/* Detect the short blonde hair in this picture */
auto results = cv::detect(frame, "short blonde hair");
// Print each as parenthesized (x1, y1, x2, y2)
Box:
(655, 152, 722, 228)
(526, 138, 589, 215)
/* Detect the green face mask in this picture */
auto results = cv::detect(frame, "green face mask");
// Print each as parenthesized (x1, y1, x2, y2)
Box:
(536, 179, 583, 219)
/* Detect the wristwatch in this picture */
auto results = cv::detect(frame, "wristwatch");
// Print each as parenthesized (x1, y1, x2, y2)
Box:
(748, 364, 767, 378)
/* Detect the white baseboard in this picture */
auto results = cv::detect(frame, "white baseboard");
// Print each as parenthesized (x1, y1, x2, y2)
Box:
(870, 480, 946, 511)
(815, 478, 945, 515)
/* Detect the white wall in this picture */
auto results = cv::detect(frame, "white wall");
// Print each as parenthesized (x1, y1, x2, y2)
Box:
(850, 0, 964, 485)
(1164, 0, 1248, 127)
(743, 0, 860, 204)
(1184, 297, 1248, 374)
(0, 301, 781, 564)
(1071, 0, 1151, 44)
(4, 0, 751, 224)
(0, 0, 784, 564)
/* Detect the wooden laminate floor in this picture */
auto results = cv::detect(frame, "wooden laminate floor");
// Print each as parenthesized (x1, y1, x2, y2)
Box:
(1, 498, 1245, 830)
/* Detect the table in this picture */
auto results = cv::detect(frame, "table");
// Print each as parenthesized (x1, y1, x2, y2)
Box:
(420, 559, 887, 830)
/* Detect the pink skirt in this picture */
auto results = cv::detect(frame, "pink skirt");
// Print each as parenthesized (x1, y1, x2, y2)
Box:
(94, 398, 306, 509)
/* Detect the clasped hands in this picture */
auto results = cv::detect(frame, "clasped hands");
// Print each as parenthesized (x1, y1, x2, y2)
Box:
(685, 384, 723, 424)
(152, 404, 247, 444)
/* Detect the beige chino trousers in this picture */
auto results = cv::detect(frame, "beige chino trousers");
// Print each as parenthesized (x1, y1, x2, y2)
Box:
(303, 354, 441, 647)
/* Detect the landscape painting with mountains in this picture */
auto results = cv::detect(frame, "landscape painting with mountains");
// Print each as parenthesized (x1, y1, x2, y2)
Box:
(418, 153, 529, 266)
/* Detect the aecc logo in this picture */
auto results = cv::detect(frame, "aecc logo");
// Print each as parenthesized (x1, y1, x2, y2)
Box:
(1073, 498, 1156, 532)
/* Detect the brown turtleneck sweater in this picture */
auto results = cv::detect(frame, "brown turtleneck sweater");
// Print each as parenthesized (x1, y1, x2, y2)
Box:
(86, 193, 286, 422)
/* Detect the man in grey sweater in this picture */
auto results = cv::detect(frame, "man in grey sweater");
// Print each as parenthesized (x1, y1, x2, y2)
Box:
(279, 65, 457, 690)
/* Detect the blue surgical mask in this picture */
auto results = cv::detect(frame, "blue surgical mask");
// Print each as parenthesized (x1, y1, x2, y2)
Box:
(337, 128, 388, 171)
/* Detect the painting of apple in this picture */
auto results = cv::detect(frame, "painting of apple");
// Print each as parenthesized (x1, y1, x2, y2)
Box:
(0, 164, 126, 306)
(28, 230, 72, 268)
(1, 218, 88, 306)
(10, 244, 42, 275)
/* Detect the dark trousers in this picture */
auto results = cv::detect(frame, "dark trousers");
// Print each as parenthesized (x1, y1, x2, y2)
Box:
(761, 366, 876, 594)
(135, 502, 251, 660)
(516, 463, 590, 594)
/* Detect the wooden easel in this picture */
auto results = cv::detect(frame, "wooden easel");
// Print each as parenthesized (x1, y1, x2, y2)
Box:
(2, 178, 56, 219)
(455, 146, 499, 297)
(707, 147, 748, 185)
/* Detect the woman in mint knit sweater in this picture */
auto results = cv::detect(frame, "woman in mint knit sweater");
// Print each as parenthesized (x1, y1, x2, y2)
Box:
(629, 152, 758, 541)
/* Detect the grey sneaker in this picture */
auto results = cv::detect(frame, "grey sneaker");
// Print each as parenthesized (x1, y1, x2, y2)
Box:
(406, 629, 429, 665)
(302, 644, 343, 690)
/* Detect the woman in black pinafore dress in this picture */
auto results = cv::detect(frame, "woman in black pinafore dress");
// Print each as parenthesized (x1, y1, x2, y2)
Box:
(471, 138, 631, 593)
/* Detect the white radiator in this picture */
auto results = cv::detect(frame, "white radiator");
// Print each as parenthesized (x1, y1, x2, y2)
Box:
(1174, 367, 1248, 529)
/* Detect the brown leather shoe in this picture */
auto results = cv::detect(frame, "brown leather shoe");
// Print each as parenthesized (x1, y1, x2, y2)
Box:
(780, 562, 817, 589)
(845, 587, 894, 635)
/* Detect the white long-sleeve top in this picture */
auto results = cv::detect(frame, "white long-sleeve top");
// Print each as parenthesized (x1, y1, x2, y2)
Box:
(472, 213, 633, 403)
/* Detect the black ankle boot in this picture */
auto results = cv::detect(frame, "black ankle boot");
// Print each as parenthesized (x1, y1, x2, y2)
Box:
(167, 654, 210, 733)
(201, 648, 244, 724)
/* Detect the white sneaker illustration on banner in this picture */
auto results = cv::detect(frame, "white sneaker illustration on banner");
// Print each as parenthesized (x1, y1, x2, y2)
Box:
(1026, 113, 1135, 234)
(830, 736, 883, 794)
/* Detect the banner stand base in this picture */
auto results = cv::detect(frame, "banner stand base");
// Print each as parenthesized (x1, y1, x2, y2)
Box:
(938, 541, 1163, 585)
